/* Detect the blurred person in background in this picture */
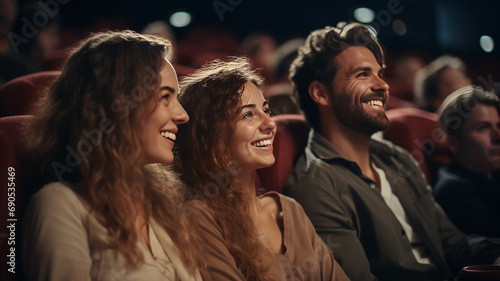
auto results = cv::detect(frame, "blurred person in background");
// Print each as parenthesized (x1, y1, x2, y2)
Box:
(434, 85, 500, 237)
(386, 51, 427, 102)
(142, 20, 177, 61)
(265, 38, 305, 115)
(241, 32, 277, 84)
(9, 2, 62, 72)
(0, 0, 25, 85)
(414, 55, 472, 112)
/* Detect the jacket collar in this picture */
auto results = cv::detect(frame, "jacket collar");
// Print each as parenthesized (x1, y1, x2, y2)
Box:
(308, 128, 394, 163)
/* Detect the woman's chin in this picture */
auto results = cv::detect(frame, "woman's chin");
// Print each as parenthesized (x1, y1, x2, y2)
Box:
(256, 158, 276, 170)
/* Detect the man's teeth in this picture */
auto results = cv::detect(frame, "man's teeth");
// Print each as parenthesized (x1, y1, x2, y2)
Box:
(161, 131, 176, 141)
(252, 139, 272, 147)
(366, 100, 383, 106)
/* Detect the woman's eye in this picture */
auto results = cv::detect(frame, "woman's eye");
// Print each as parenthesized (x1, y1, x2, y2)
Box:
(242, 112, 253, 119)
(160, 94, 171, 105)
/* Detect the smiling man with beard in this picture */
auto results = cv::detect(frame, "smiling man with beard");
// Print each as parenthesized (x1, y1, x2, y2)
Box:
(284, 23, 500, 281)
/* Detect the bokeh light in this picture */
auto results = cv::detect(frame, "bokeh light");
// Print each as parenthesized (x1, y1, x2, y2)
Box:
(354, 8, 375, 23)
(169, 11, 192, 28)
(393, 20, 407, 36)
(480, 35, 494, 53)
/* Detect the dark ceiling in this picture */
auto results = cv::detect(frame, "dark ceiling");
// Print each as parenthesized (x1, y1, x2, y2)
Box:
(13, 0, 500, 62)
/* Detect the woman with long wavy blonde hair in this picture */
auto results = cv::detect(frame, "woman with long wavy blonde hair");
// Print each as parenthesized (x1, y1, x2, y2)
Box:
(22, 30, 204, 281)
(175, 57, 349, 281)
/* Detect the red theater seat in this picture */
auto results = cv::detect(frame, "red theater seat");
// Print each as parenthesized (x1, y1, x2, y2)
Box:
(42, 48, 72, 71)
(385, 96, 419, 110)
(0, 115, 37, 206)
(386, 78, 415, 101)
(383, 107, 451, 185)
(0, 71, 60, 117)
(191, 52, 233, 68)
(257, 114, 310, 193)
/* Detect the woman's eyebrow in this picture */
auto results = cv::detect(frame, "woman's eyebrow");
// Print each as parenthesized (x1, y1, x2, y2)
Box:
(159, 86, 175, 93)
(238, 100, 268, 111)
(241, 104, 256, 110)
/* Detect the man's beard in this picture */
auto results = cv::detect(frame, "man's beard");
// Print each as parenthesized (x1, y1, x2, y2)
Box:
(332, 98, 389, 136)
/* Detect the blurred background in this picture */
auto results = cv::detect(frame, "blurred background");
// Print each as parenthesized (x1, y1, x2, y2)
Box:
(2, 0, 500, 99)
(54, 0, 499, 55)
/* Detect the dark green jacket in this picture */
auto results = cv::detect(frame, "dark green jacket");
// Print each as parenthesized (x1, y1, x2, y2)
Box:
(285, 129, 500, 281)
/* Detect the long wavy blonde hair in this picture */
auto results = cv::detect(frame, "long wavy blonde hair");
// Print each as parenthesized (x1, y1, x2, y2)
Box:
(175, 57, 275, 281)
(27, 30, 204, 273)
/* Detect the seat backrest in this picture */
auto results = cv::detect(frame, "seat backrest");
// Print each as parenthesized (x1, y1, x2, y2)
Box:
(385, 96, 419, 110)
(386, 78, 415, 101)
(257, 114, 310, 193)
(383, 107, 450, 185)
(42, 48, 72, 71)
(191, 52, 233, 68)
(0, 71, 60, 117)
(0, 115, 37, 203)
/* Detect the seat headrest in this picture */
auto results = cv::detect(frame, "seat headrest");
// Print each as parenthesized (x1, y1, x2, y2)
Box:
(257, 114, 310, 193)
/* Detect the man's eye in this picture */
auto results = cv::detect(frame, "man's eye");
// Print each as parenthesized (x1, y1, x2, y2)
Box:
(264, 108, 271, 116)
(357, 72, 368, 77)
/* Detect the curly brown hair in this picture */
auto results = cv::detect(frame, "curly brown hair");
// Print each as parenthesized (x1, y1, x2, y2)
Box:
(175, 57, 275, 281)
(27, 30, 204, 273)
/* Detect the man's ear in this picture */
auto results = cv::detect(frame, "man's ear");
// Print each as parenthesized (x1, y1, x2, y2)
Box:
(308, 81, 331, 106)
(447, 134, 458, 153)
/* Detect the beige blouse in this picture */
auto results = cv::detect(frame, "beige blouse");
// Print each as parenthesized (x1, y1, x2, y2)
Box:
(188, 192, 350, 281)
(22, 182, 201, 281)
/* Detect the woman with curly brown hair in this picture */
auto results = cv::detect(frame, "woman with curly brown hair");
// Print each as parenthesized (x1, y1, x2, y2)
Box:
(21, 30, 204, 281)
(175, 57, 349, 281)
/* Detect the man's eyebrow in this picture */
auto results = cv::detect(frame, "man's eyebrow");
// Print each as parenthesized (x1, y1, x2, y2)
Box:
(352, 66, 372, 73)
(347, 66, 370, 76)
(263, 100, 269, 107)
(351, 66, 385, 74)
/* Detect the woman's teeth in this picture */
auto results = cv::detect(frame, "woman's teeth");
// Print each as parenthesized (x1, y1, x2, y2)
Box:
(161, 131, 176, 141)
(252, 139, 272, 147)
